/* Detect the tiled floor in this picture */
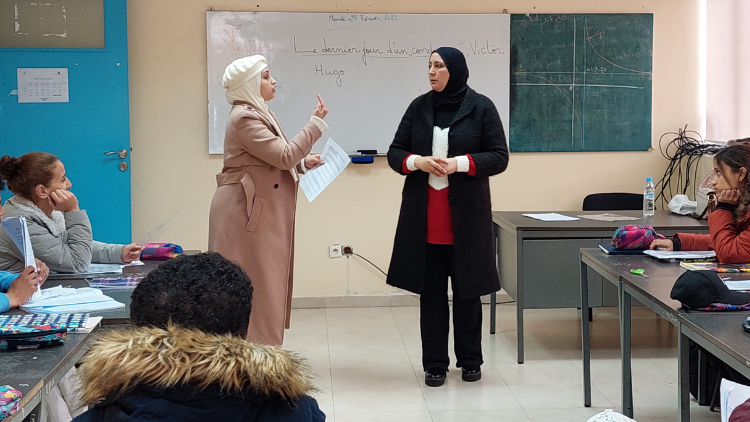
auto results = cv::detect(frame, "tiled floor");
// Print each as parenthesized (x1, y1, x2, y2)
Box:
(283, 303, 721, 422)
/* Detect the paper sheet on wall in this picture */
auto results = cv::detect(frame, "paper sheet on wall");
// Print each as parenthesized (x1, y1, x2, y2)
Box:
(1, 216, 40, 302)
(299, 137, 351, 202)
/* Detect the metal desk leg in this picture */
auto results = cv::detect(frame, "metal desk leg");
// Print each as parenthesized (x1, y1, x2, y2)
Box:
(581, 258, 591, 407)
(620, 285, 633, 418)
(517, 298, 524, 364)
(678, 328, 691, 422)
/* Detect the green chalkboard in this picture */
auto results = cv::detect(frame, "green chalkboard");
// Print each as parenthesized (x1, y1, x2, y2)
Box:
(509, 14, 653, 152)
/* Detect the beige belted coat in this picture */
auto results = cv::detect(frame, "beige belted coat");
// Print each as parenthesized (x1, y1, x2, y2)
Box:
(208, 101, 323, 345)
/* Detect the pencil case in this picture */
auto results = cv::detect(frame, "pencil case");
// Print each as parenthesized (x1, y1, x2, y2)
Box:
(140, 242, 184, 260)
(0, 324, 67, 351)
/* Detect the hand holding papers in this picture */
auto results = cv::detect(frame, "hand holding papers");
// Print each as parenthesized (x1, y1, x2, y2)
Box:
(1, 216, 41, 302)
(300, 137, 351, 202)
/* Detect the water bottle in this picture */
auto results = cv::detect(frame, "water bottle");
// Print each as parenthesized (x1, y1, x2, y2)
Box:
(643, 177, 655, 216)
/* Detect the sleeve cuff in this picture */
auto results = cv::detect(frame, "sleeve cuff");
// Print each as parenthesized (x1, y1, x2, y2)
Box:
(716, 202, 737, 212)
(456, 156, 470, 173)
(406, 155, 421, 172)
(310, 116, 329, 133)
(672, 234, 682, 251)
(0, 293, 10, 313)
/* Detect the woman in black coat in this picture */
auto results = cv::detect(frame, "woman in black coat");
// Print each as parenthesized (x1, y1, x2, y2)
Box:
(387, 47, 509, 387)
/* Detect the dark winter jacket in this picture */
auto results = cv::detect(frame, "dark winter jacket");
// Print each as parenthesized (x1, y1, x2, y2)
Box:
(386, 87, 509, 299)
(72, 325, 325, 422)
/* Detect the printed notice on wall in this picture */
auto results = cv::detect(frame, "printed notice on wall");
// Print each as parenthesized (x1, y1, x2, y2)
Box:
(17, 68, 69, 103)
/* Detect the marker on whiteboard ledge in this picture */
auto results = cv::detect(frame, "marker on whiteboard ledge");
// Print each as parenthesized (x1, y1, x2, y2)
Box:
(351, 149, 377, 164)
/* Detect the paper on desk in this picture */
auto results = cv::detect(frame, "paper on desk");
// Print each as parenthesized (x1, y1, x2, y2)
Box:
(643, 250, 717, 260)
(299, 137, 351, 202)
(21, 287, 124, 314)
(721, 379, 750, 421)
(73, 316, 102, 333)
(522, 213, 580, 222)
(722, 279, 750, 291)
(577, 213, 641, 222)
(1, 216, 40, 301)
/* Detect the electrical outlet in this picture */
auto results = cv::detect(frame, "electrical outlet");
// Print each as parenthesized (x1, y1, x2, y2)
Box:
(342, 245, 353, 256)
(329, 244, 342, 258)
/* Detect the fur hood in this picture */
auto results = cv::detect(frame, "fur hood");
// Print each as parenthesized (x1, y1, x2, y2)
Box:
(78, 325, 316, 405)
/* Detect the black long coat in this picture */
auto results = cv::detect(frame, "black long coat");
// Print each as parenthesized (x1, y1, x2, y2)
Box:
(386, 88, 509, 299)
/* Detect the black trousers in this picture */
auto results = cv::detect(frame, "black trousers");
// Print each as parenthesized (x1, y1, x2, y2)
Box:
(420, 243, 483, 371)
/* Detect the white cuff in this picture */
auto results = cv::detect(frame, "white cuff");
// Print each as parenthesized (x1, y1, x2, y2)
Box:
(310, 116, 329, 133)
(406, 155, 421, 172)
(456, 155, 470, 172)
(298, 158, 307, 174)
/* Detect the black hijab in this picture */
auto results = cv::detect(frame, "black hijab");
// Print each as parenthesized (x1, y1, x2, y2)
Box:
(431, 47, 469, 109)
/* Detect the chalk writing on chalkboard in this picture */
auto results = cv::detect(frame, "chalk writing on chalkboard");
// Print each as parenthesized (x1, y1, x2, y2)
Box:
(509, 14, 653, 153)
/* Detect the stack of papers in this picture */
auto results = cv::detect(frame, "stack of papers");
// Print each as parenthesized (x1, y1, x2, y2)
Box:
(644, 250, 717, 260)
(90, 274, 145, 289)
(47, 261, 145, 279)
(20, 286, 125, 314)
(680, 261, 750, 273)
(577, 213, 641, 222)
(1, 216, 40, 302)
(522, 213, 580, 222)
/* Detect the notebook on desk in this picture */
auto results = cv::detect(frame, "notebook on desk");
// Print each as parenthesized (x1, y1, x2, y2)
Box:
(599, 243, 644, 255)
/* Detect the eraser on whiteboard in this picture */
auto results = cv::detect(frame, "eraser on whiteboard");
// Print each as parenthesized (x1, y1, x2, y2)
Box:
(352, 156, 375, 164)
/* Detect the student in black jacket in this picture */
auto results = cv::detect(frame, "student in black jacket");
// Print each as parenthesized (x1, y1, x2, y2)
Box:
(73, 252, 325, 422)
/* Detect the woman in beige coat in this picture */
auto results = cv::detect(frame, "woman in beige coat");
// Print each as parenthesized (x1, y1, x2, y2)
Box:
(208, 55, 329, 346)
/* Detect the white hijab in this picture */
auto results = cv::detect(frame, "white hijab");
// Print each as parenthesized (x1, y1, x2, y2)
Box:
(223, 55, 296, 179)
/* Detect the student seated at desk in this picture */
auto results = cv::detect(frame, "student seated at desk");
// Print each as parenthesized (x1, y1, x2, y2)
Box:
(651, 144, 750, 263)
(0, 203, 49, 312)
(0, 153, 144, 273)
(72, 252, 325, 422)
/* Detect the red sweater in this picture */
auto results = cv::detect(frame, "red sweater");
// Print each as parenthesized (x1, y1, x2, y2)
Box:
(402, 155, 477, 244)
(677, 208, 750, 263)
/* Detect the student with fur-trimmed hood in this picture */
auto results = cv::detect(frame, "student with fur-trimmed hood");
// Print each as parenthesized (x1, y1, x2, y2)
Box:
(72, 252, 325, 422)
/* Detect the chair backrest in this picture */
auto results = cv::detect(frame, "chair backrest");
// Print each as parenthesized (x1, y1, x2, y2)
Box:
(582, 193, 644, 211)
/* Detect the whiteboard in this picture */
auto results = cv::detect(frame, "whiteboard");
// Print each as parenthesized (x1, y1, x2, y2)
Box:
(207, 12, 510, 154)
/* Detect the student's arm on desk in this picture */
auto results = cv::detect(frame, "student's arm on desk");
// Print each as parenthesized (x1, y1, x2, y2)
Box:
(29, 210, 93, 273)
(0, 271, 19, 313)
(708, 208, 750, 264)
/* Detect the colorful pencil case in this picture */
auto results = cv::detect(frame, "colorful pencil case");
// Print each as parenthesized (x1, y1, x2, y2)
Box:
(140, 242, 183, 260)
(0, 385, 22, 420)
(0, 324, 67, 351)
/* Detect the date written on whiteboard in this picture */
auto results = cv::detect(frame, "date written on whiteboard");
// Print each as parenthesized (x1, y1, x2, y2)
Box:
(315, 65, 345, 87)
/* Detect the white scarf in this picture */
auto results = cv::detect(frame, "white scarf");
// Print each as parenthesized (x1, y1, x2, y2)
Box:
(6, 195, 66, 237)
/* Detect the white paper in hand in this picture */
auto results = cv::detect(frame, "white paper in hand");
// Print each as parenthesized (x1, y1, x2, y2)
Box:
(1, 216, 40, 301)
(299, 137, 351, 202)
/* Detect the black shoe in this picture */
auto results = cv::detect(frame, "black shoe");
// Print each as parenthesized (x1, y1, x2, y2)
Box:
(461, 365, 481, 382)
(425, 367, 447, 387)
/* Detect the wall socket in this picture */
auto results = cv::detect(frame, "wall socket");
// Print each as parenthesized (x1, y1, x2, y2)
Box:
(329, 244, 342, 258)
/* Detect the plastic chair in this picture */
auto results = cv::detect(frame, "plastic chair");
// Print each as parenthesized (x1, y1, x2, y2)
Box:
(582, 193, 644, 211)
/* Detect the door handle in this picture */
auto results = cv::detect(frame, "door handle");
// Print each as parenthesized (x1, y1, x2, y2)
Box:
(104, 149, 128, 159)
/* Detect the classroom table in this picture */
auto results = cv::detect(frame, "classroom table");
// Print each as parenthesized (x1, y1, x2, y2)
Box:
(3, 331, 95, 422)
(579, 249, 750, 421)
(491, 210, 708, 364)
(1, 253, 197, 421)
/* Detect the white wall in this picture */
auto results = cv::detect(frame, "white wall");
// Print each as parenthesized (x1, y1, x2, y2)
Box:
(127, 0, 702, 298)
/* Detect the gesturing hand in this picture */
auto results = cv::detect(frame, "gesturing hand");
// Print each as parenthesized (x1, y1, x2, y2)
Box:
(313, 94, 328, 119)
(415, 157, 448, 177)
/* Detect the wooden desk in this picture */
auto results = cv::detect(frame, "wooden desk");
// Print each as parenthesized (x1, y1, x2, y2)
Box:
(491, 210, 708, 363)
